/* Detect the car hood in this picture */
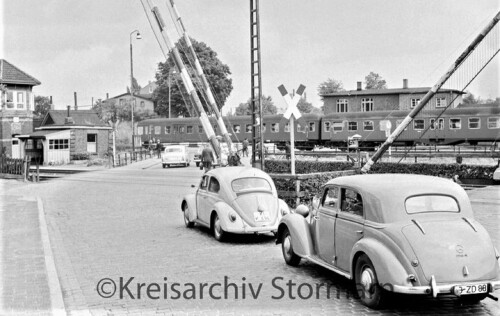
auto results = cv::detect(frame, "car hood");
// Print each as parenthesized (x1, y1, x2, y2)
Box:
(402, 219, 498, 283)
(232, 193, 279, 227)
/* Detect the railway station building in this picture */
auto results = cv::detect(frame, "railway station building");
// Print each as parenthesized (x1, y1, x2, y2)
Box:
(321, 79, 465, 114)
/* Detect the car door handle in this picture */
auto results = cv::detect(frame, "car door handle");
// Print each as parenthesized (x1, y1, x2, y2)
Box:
(313, 215, 319, 221)
(356, 230, 363, 234)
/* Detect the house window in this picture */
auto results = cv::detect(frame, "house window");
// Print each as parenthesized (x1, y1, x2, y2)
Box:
(246, 124, 252, 133)
(138, 126, 143, 135)
(336, 99, 348, 113)
(411, 98, 421, 108)
(149, 86, 153, 93)
(284, 123, 289, 132)
(324, 121, 331, 132)
(363, 121, 374, 131)
(17, 92, 24, 109)
(87, 134, 97, 153)
(436, 98, 446, 108)
(198, 126, 203, 133)
(487, 117, 500, 129)
(348, 121, 357, 131)
(187, 126, 193, 134)
(413, 119, 425, 130)
(332, 121, 343, 132)
(49, 139, 69, 150)
(271, 123, 279, 133)
(6, 91, 14, 108)
(233, 124, 241, 133)
(140, 101, 145, 108)
(450, 118, 461, 129)
(165, 126, 171, 134)
(25, 139, 34, 149)
(154, 126, 161, 134)
(119, 99, 125, 106)
(468, 117, 480, 129)
(361, 98, 373, 112)
(430, 118, 444, 130)
(308, 122, 315, 132)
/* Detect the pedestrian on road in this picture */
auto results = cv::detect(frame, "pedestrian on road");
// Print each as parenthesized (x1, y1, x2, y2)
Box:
(201, 145, 214, 173)
(242, 138, 249, 157)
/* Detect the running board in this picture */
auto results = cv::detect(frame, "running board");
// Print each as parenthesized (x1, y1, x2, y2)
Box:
(307, 255, 352, 279)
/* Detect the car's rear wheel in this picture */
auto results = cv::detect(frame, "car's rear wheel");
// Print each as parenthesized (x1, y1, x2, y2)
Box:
(281, 227, 301, 266)
(196, 162, 200, 167)
(182, 203, 194, 228)
(355, 254, 386, 309)
(212, 213, 225, 242)
(162, 164, 166, 168)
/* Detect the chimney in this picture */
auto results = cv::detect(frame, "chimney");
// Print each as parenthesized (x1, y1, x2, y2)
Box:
(49, 96, 53, 110)
(403, 79, 408, 89)
(74, 92, 78, 110)
(65, 105, 74, 124)
(357, 82, 362, 91)
(106, 93, 109, 100)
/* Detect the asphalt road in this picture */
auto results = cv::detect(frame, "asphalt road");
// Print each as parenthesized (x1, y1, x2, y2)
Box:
(11, 159, 500, 315)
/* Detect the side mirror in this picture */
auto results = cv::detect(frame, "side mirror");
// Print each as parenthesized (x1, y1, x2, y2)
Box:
(295, 204, 309, 218)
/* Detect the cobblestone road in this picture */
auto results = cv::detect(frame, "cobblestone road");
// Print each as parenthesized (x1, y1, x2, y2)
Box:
(2, 159, 499, 315)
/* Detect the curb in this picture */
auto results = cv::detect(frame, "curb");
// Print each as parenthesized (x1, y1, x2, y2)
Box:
(37, 197, 67, 316)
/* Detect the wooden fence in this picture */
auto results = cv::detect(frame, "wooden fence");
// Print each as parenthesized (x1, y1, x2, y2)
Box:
(0, 156, 31, 180)
(111, 149, 160, 167)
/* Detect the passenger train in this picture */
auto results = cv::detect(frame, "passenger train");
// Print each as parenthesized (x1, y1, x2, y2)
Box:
(137, 104, 500, 149)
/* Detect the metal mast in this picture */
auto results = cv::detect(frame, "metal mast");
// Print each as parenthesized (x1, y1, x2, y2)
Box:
(167, 0, 235, 158)
(139, 0, 221, 160)
(250, 0, 264, 169)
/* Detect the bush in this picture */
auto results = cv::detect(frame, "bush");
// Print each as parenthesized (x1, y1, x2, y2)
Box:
(71, 152, 91, 160)
(265, 159, 497, 207)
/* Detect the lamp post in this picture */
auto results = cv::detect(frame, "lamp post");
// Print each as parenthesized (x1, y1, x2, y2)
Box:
(168, 69, 176, 118)
(130, 29, 142, 156)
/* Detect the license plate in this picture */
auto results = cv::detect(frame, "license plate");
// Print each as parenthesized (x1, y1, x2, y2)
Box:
(254, 211, 270, 222)
(454, 284, 488, 296)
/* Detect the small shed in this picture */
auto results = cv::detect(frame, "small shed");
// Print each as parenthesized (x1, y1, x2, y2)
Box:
(18, 109, 111, 165)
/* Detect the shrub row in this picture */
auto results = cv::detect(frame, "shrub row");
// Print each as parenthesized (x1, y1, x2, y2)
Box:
(265, 160, 497, 207)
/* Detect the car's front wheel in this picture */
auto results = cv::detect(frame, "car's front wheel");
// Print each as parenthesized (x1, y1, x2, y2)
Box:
(212, 213, 225, 242)
(162, 164, 166, 168)
(281, 227, 301, 266)
(182, 203, 194, 228)
(354, 254, 387, 309)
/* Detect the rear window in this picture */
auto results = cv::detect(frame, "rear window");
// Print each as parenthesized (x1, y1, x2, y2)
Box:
(405, 195, 459, 214)
(165, 147, 182, 153)
(231, 177, 272, 193)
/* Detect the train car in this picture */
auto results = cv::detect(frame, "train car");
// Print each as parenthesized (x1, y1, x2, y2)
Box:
(321, 104, 500, 147)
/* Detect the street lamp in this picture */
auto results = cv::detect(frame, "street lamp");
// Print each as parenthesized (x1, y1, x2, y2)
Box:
(130, 29, 141, 156)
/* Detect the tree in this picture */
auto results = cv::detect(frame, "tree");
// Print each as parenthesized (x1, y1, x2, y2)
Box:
(93, 98, 152, 122)
(364, 72, 387, 89)
(34, 96, 52, 117)
(462, 92, 481, 104)
(317, 78, 344, 99)
(234, 95, 277, 116)
(153, 37, 233, 117)
(296, 97, 314, 114)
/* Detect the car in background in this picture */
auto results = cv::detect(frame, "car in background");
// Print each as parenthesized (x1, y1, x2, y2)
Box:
(276, 174, 500, 308)
(181, 166, 290, 241)
(193, 146, 202, 167)
(162, 145, 190, 168)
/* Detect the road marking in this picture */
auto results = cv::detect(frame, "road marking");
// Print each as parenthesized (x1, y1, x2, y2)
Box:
(37, 197, 67, 316)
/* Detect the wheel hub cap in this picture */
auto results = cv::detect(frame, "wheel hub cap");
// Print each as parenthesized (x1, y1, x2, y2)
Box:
(283, 236, 292, 257)
(361, 268, 375, 291)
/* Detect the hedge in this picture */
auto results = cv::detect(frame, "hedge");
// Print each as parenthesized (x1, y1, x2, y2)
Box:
(265, 159, 497, 207)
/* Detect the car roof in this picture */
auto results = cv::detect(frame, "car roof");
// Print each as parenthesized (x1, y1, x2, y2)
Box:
(326, 174, 472, 223)
(207, 166, 274, 185)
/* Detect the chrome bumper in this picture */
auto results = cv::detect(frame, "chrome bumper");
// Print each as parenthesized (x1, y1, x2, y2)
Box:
(392, 275, 500, 297)
(226, 224, 278, 234)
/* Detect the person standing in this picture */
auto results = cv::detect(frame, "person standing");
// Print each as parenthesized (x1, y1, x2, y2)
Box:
(285, 141, 291, 160)
(242, 138, 249, 157)
(201, 145, 214, 173)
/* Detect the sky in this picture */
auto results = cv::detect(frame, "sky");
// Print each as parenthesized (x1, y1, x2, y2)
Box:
(2, 0, 499, 114)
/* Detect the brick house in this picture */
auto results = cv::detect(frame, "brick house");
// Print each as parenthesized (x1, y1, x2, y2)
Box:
(19, 108, 111, 165)
(0, 59, 41, 158)
(321, 79, 464, 114)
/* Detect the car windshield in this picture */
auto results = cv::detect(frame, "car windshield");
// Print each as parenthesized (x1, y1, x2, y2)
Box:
(165, 147, 182, 153)
(231, 177, 272, 193)
(405, 195, 459, 214)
